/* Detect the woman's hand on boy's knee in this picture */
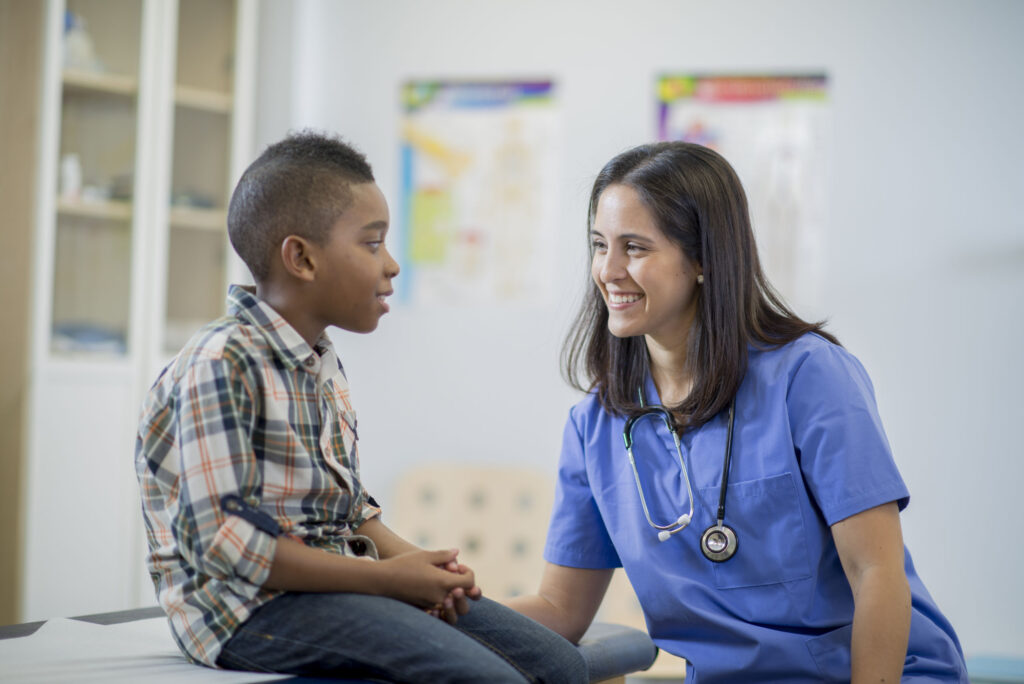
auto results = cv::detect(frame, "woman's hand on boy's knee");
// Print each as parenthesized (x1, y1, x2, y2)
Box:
(376, 548, 476, 611)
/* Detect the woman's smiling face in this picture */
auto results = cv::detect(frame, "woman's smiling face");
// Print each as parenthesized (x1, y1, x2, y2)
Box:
(590, 183, 703, 346)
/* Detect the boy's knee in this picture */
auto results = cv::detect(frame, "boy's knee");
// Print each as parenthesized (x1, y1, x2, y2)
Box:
(457, 598, 589, 684)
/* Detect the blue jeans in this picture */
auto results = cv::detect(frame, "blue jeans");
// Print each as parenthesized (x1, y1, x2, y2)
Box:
(216, 593, 588, 683)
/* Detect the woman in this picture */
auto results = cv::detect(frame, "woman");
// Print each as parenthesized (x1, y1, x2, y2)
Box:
(508, 142, 967, 682)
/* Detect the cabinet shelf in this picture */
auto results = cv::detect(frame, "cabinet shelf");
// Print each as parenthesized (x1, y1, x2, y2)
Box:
(175, 85, 232, 113)
(62, 68, 137, 97)
(57, 197, 133, 221)
(169, 206, 227, 231)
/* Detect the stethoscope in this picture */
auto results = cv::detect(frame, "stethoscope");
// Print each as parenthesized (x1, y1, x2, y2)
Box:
(622, 389, 738, 562)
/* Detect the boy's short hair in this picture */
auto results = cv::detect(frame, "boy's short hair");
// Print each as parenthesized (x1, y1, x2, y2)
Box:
(228, 130, 375, 282)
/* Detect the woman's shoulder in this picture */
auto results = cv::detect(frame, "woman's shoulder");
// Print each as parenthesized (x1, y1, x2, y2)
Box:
(752, 330, 833, 355)
(566, 387, 619, 436)
(568, 386, 603, 417)
(748, 332, 870, 387)
(747, 332, 878, 408)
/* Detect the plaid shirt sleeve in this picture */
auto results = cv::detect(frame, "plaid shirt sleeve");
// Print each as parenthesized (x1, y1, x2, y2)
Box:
(349, 480, 382, 530)
(166, 350, 278, 588)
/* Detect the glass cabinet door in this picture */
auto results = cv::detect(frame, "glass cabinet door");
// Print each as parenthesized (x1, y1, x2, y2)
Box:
(51, 0, 142, 356)
(163, 0, 237, 354)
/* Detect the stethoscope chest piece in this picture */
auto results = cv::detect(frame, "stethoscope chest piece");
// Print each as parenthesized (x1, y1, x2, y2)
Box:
(700, 523, 737, 562)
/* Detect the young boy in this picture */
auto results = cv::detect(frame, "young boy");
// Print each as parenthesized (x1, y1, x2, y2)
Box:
(135, 132, 586, 682)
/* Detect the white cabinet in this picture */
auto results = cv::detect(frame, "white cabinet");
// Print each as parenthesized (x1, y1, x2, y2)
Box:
(24, 0, 257, 620)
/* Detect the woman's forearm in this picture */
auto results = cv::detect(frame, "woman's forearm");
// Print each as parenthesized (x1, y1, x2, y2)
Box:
(505, 593, 589, 644)
(832, 502, 911, 684)
(849, 565, 911, 684)
(505, 565, 613, 645)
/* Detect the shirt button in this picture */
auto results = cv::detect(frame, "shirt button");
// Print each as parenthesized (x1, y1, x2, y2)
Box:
(305, 357, 315, 367)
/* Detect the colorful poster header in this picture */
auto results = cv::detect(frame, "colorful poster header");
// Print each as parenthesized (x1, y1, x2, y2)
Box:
(403, 81, 553, 112)
(658, 75, 827, 105)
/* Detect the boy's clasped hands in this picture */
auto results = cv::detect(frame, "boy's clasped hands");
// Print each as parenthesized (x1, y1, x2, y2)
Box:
(373, 548, 482, 624)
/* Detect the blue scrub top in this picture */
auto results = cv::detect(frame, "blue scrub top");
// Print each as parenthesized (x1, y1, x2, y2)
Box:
(544, 334, 967, 683)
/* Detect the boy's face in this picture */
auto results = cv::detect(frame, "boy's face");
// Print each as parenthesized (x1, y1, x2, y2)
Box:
(313, 182, 399, 333)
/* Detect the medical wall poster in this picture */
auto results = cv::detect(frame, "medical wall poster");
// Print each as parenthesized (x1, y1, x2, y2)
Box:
(657, 75, 830, 307)
(400, 80, 559, 305)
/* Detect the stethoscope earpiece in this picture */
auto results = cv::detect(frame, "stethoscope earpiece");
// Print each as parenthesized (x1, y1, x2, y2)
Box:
(658, 514, 691, 542)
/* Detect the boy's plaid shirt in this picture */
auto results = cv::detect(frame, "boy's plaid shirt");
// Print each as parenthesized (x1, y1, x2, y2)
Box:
(135, 285, 381, 666)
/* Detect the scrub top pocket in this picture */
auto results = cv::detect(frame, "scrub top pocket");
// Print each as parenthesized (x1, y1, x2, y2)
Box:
(805, 623, 853, 682)
(701, 472, 812, 589)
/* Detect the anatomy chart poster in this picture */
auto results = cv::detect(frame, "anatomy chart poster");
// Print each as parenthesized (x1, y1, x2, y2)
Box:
(400, 81, 559, 305)
(658, 75, 830, 308)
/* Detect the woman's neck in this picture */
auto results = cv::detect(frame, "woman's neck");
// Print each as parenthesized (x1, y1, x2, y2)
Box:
(646, 333, 692, 406)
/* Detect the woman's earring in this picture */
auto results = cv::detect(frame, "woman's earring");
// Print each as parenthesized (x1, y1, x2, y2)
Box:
(697, 274, 705, 284)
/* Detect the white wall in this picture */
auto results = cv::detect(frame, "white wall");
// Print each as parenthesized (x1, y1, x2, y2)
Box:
(256, 0, 1024, 657)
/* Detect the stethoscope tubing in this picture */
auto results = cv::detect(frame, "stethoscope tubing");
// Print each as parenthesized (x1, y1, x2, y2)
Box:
(715, 400, 736, 525)
(624, 389, 738, 561)
(624, 409, 695, 532)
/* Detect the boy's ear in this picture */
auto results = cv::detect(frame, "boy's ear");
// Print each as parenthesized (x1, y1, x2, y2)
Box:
(279, 235, 317, 282)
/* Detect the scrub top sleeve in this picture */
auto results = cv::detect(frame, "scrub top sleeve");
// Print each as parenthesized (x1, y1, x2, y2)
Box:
(787, 344, 910, 526)
(544, 407, 622, 569)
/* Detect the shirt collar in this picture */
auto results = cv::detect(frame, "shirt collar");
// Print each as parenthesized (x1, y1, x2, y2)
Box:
(226, 284, 333, 372)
